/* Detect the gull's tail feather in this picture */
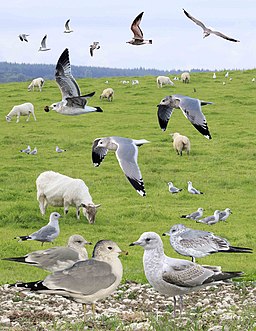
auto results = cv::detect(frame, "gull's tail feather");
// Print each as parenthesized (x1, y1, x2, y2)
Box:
(220, 246, 253, 254)
(8, 280, 47, 291)
(15, 236, 31, 242)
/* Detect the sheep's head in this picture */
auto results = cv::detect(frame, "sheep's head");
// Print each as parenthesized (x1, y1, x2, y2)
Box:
(81, 203, 101, 224)
(5, 115, 11, 122)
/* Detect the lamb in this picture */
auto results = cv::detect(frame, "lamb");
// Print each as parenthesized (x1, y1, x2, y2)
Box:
(181, 72, 190, 84)
(156, 76, 174, 88)
(171, 132, 190, 156)
(100, 88, 114, 102)
(36, 171, 101, 223)
(28, 77, 44, 92)
(5, 102, 36, 123)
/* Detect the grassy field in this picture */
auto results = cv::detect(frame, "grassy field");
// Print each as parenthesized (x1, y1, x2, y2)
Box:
(0, 70, 255, 287)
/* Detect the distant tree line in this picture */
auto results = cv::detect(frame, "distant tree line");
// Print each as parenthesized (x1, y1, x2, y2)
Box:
(0, 62, 209, 83)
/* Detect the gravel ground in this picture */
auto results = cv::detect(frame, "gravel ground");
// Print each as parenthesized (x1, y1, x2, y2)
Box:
(0, 281, 255, 330)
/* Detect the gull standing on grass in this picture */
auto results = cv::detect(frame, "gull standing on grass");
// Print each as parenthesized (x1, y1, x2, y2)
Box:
(46, 48, 103, 115)
(157, 95, 212, 139)
(29, 147, 37, 155)
(38, 34, 51, 51)
(187, 181, 203, 194)
(15, 212, 61, 245)
(3, 235, 92, 272)
(130, 232, 243, 316)
(183, 9, 240, 43)
(180, 207, 204, 220)
(197, 210, 221, 225)
(56, 146, 66, 153)
(218, 208, 232, 222)
(163, 224, 252, 263)
(64, 19, 73, 33)
(126, 12, 152, 45)
(9, 240, 127, 321)
(20, 145, 31, 154)
(168, 182, 183, 194)
(92, 136, 149, 196)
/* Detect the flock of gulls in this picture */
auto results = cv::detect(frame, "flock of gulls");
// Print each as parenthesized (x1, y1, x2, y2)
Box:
(3, 7, 252, 325)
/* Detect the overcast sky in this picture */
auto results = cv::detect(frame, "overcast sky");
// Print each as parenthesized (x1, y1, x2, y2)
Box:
(0, 0, 255, 71)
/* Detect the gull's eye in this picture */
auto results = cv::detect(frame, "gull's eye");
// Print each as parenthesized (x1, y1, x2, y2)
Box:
(76, 241, 82, 244)
(108, 246, 113, 250)
(145, 238, 151, 242)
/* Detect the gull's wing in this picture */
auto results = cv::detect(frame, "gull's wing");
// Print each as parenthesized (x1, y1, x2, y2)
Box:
(92, 138, 109, 166)
(90, 46, 94, 57)
(175, 95, 212, 139)
(188, 210, 201, 219)
(211, 30, 240, 42)
(65, 19, 70, 30)
(65, 92, 96, 108)
(31, 225, 58, 241)
(55, 48, 80, 99)
(19, 35, 23, 41)
(197, 215, 214, 224)
(131, 12, 144, 39)
(41, 35, 47, 48)
(183, 9, 207, 30)
(157, 96, 174, 131)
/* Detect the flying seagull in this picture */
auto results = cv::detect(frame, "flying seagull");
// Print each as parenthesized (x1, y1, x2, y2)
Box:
(180, 207, 204, 220)
(19, 34, 29, 42)
(126, 12, 152, 45)
(90, 42, 100, 57)
(92, 136, 149, 196)
(47, 48, 103, 115)
(64, 19, 73, 33)
(183, 9, 240, 43)
(167, 182, 182, 194)
(38, 34, 51, 51)
(163, 224, 252, 263)
(157, 95, 212, 139)
(187, 181, 203, 194)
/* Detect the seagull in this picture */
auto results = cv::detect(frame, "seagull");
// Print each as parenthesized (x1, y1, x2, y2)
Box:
(89, 42, 100, 57)
(197, 210, 221, 225)
(225, 72, 229, 78)
(20, 145, 31, 154)
(92, 136, 149, 196)
(48, 48, 103, 115)
(15, 212, 61, 244)
(38, 34, 51, 51)
(9, 240, 126, 321)
(2, 234, 92, 272)
(183, 9, 240, 43)
(180, 207, 204, 220)
(126, 12, 152, 45)
(157, 95, 212, 139)
(56, 146, 66, 153)
(64, 19, 73, 33)
(130, 232, 243, 316)
(29, 147, 37, 155)
(218, 208, 232, 222)
(187, 181, 203, 194)
(19, 34, 29, 42)
(213, 73, 217, 79)
(163, 224, 252, 263)
(167, 182, 182, 194)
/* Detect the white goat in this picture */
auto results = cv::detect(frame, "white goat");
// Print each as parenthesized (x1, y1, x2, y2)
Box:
(181, 72, 190, 84)
(100, 88, 114, 101)
(171, 132, 190, 156)
(28, 77, 44, 92)
(156, 76, 174, 88)
(36, 171, 101, 223)
(6, 102, 36, 123)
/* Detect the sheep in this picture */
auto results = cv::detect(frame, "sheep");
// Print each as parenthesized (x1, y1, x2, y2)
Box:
(36, 171, 101, 223)
(132, 79, 139, 85)
(28, 77, 44, 92)
(170, 132, 190, 156)
(100, 88, 114, 102)
(5, 102, 36, 123)
(181, 72, 190, 84)
(156, 76, 174, 88)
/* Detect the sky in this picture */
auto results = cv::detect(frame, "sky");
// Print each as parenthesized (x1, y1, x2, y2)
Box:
(0, 0, 256, 71)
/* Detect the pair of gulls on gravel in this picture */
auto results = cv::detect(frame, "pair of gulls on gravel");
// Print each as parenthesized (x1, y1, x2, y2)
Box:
(181, 207, 232, 224)
(168, 181, 203, 194)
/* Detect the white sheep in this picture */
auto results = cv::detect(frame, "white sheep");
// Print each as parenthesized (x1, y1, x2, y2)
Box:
(5, 102, 36, 123)
(156, 76, 174, 88)
(28, 77, 44, 92)
(36, 171, 101, 223)
(100, 88, 114, 101)
(171, 132, 190, 156)
(181, 72, 190, 84)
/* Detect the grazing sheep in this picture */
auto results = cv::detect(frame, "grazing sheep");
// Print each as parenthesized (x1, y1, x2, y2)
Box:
(28, 77, 44, 92)
(100, 88, 114, 102)
(171, 132, 190, 156)
(156, 76, 174, 88)
(181, 72, 190, 84)
(36, 171, 101, 223)
(5, 102, 36, 123)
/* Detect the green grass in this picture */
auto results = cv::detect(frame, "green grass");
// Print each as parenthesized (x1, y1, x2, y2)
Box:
(0, 70, 255, 286)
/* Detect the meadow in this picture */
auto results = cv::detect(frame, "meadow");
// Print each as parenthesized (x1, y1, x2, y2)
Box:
(0, 69, 255, 289)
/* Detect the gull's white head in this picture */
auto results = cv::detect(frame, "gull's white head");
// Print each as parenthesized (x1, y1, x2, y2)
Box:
(130, 232, 163, 251)
(163, 224, 187, 237)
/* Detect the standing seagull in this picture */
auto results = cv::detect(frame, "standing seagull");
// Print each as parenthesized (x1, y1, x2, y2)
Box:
(167, 182, 182, 194)
(183, 9, 240, 43)
(197, 210, 221, 225)
(20, 145, 31, 154)
(29, 147, 37, 155)
(19, 34, 29, 42)
(163, 224, 252, 263)
(92, 136, 149, 196)
(38, 34, 51, 51)
(64, 19, 73, 33)
(157, 95, 212, 139)
(130, 232, 243, 316)
(90, 42, 100, 57)
(180, 207, 204, 220)
(56, 146, 66, 153)
(126, 12, 152, 45)
(187, 181, 203, 194)
(219, 208, 232, 222)
(15, 212, 61, 244)
(48, 48, 103, 115)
